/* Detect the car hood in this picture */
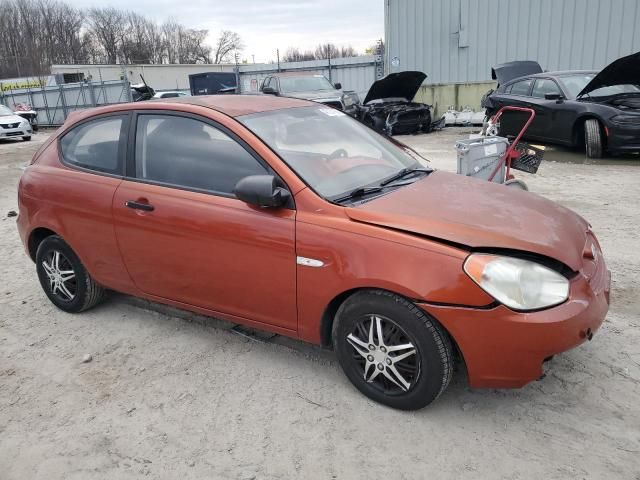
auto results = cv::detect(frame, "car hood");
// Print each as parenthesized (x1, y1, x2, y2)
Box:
(344, 171, 588, 271)
(491, 61, 543, 85)
(0, 114, 27, 124)
(363, 71, 427, 105)
(286, 90, 341, 101)
(577, 50, 640, 98)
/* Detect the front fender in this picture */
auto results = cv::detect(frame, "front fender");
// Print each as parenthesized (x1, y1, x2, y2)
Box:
(295, 214, 494, 344)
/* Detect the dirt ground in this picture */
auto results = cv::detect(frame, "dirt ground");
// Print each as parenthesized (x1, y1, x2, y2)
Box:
(1, 129, 639, 480)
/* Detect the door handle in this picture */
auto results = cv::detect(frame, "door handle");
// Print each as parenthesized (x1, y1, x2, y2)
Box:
(125, 200, 154, 212)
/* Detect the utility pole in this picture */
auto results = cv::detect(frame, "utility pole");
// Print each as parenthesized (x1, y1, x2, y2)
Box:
(234, 52, 241, 94)
(252, 54, 255, 64)
(327, 43, 332, 82)
(276, 49, 280, 72)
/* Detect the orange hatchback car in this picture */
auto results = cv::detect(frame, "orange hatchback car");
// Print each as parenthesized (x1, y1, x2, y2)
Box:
(17, 95, 610, 409)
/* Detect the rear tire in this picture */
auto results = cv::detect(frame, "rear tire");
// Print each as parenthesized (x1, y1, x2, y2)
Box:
(584, 119, 603, 158)
(36, 235, 106, 313)
(333, 290, 453, 410)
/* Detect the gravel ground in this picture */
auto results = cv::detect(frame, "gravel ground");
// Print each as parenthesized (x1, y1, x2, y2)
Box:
(1, 129, 639, 480)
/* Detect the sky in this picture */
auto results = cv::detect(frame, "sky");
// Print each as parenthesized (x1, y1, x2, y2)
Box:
(64, 0, 384, 63)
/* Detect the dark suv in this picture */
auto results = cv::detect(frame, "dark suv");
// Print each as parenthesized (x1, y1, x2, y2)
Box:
(260, 73, 360, 115)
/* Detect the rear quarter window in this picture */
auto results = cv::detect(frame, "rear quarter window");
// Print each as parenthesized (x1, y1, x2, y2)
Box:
(509, 79, 534, 96)
(59, 116, 125, 175)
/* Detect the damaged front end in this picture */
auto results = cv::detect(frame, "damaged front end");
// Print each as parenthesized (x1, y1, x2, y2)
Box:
(360, 99, 433, 135)
(358, 71, 434, 135)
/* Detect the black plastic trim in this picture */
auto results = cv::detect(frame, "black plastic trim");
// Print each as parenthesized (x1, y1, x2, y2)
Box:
(416, 299, 500, 310)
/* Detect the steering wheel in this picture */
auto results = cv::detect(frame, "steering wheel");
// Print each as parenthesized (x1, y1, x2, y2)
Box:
(326, 148, 348, 161)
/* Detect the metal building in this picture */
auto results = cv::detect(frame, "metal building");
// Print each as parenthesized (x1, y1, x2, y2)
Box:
(385, 0, 640, 84)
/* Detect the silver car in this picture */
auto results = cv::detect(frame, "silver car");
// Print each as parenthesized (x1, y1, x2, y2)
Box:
(0, 105, 32, 141)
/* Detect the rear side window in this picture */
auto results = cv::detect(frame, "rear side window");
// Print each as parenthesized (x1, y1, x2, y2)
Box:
(510, 79, 533, 96)
(60, 116, 125, 174)
(134, 114, 268, 195)
(531, 79, 562, 98)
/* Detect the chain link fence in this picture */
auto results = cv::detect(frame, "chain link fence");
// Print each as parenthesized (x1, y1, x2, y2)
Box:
(0, 79, 132, 127)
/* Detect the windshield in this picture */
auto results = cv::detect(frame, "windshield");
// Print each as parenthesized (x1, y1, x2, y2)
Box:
(239, 106, 425, 200)
(558, 74, 640, 98)
(278, 75, 335, 93)
(0, 105, 14, 116)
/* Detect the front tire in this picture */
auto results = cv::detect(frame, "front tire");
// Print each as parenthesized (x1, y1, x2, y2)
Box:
(23, 136, 31, 141)
(333, 290, 453, 410)
(36, 235, 106, 313)
(584, 119, 603, 158)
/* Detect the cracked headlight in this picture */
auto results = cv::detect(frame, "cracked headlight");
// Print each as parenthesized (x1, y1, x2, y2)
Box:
(464, 254, 569, 311)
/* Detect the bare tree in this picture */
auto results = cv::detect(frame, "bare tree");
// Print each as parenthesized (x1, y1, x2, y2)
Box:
(339, 45, 357, 58)
(212, 30, 243, 64)
(313, 43, 359, 60)
(0, 0, 227, 78)
(0, 0, 91, 79)
(282, 47, 315, 62)
(162, 20, 211, 64)
(87, 7, 126, 64)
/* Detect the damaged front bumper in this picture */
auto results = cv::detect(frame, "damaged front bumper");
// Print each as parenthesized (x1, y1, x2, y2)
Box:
(418, 260, 611, 389)
(0, 122, 32, 138)
(359, 102, 433, 135)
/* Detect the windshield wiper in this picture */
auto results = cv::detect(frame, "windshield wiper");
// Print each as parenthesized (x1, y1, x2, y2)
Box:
(332, 186, 385, 203)
(379, 167, 433, 186)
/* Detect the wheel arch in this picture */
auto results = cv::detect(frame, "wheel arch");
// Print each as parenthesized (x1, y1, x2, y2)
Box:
(28, 227, 59, 261)
(572, 114, 607, 147)
(319, 287, 463, 358)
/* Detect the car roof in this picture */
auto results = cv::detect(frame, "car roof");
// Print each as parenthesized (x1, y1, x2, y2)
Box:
(521, 70, 597, 80)
(159, 94, 314, 116)
(73, 94, 315, 121)
(268, 72, 324, 77)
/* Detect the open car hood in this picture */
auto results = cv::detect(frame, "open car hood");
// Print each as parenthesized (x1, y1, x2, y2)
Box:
(344, 171, 588, 271)
(492, 61, 542, 85)
(577, 51, 640, 98)
(363, 71, 427, 104)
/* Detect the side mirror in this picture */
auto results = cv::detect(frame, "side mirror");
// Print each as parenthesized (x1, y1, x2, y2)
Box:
(234, 175, 290, 208)
(262, 86, 278, 95)
(334, 82, 342, 90)
(545, 93, 564, 102)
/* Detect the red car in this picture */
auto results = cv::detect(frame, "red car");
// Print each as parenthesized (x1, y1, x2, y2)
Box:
(16, 95, 610, 410)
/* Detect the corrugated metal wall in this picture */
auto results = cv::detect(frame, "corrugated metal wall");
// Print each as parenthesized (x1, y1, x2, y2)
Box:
(386, 0, 640, 84)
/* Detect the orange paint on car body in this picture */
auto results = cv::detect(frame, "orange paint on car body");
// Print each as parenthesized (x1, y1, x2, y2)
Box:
(17, 95, 610, 389)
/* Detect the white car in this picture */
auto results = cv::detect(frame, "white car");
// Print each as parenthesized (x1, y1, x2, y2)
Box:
(152, 91, 190, 99)
(0, 105, 32, 141)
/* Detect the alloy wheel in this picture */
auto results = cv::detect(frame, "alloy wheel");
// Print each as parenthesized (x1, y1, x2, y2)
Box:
(346, 315, 420, 394)
(41, 250, 77, 301)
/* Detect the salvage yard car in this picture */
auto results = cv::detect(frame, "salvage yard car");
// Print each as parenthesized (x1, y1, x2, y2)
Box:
(0, 104, 33, 141)
(482, 51, 640, 158)
(260, 72, 360, 115)
(357, 71, 434, 135)
(17, 95, 610, 410)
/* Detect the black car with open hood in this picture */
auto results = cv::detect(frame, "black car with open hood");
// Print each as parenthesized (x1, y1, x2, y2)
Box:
(481, 51, 640, 158)
(357, 71, 434, 135)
